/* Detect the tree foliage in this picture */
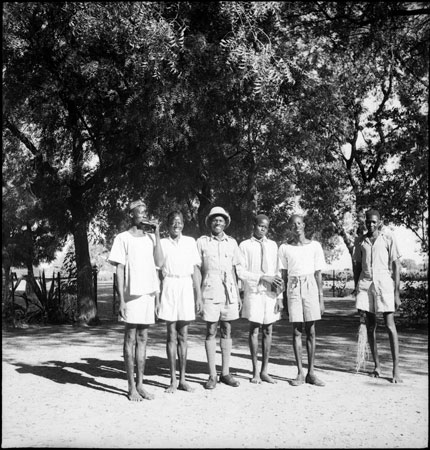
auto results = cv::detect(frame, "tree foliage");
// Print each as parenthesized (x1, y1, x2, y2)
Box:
(3, 2, 428, 324)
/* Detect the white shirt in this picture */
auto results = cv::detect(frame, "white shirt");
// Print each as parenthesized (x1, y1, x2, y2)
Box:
(108, 231, 159, 295)
(278, 240, 326, 276)
(160, 235, 201, 277)
(238, 236, 281, 295)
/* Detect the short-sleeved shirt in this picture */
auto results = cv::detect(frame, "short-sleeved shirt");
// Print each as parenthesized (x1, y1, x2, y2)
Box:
(160, 235, 201, 277)
(352, 232, 401, 281)
(196, 233, 242, 304)
(278, 240, 326, 276)
(238, 236, 281, 297)
(108, 231, 159, 296)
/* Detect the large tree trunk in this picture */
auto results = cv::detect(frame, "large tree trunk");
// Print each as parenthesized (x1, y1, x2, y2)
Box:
(197, 179, 213, 233)
(70, 195, 98, 325)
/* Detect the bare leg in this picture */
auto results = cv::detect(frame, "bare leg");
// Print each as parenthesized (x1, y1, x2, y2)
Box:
(177, 321, 194, 392)
(304, 321, 324, 386)
(165, 322, 178, 393)
(123, 325, 141, 401)
(365, 312, 381, 377)
(384, 312, 403, 383)
(135, 325, 154, 399)
(305, 321, 316, 376)
(249, 322, 261, 383)
(291, 322, 305, 385)
(260, 323, 276, 383)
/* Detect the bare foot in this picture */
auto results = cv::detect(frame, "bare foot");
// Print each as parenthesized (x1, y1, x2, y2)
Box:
(260, 373, 276, 384)
(136, 385, 154, 400)
(178, 381, 195, 392)
(392, 373, 403, 384)
(250, 375, 261, 384)
(290, 374, 305, 386)
(371, 367, 381, 378)
(128, 389, 143, 402)
(165, 381, 177, 394)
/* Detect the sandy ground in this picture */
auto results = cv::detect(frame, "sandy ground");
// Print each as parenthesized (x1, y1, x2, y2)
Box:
(2, 282, 428, 448)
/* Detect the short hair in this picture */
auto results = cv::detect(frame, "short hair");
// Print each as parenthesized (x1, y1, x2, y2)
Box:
(167, 210, 184, 225)
(253, 214, 270, 225)
(288, 214, 304, 224)
(365, 209, 380, 220)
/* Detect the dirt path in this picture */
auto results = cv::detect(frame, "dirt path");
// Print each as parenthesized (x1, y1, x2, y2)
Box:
(2, 283, 428, 448)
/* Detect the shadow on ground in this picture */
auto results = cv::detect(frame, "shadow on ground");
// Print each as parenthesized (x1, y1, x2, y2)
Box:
(4, 287, 428, 391)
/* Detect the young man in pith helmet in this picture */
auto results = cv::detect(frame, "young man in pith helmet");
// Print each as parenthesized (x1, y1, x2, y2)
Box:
(196, 206, 243, 390)
(353, 209, 402, 383)
(108, 200, 163, 401)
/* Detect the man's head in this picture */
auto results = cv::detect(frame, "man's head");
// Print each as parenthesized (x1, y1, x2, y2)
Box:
(129, 200, 149, 227)
(365, 209, 381, 235)
(288, 214, 305, 236)
(253, 214, 270, 240)
(205, 206, 231, 236)
(167, 210, 184, 238)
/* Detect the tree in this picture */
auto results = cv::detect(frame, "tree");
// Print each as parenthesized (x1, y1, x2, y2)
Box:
(2, 2, 181, 323)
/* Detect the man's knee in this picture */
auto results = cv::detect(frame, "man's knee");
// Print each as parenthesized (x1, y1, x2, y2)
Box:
(293, 322, 303, 337)
(206, 321, 218, 340)
(136, 327, 148, 343)
(384, 313, 398, 335)
(262, 324, 272, 337)
(305, 321, 316, 338)
(249, 322, 260, 338)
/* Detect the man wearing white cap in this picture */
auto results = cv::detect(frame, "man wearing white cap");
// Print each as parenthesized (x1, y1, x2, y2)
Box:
(196, 206, 243, 389)
(108, 200, 163, 401)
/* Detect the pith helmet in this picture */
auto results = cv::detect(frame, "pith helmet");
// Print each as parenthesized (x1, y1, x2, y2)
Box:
(205, 206, 231, 229)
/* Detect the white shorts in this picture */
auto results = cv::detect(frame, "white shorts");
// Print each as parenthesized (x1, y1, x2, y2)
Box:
(287, 275, 321, 323)
(158, 276, 195, 322)
(242, 292, 280, 325)
(120, 292, 156, 325)
(355, 276, 395, 313)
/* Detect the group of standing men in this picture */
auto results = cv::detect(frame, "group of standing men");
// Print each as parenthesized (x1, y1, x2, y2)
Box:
(108, 201, 402, 401)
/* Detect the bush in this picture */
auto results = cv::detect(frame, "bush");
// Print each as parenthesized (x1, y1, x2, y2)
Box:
(399, 280, 428, 325)
(400, 271, 427, 282)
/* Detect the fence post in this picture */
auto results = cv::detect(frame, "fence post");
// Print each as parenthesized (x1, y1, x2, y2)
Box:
(332, 269, 336, 295)
(113, 273, 116, 316)
(57, 272, 61, 308)
(92, 265, 98, 312)
(11, 271, 16, 306)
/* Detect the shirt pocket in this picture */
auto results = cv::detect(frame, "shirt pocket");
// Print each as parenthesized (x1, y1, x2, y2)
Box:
(202, 276, 216, 301)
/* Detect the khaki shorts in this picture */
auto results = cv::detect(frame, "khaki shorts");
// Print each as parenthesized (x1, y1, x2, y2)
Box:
(203, 299, 239, 323)
(287, 275, 321, 323)
(119, 293, 156, 325)
(242, 292, 280, 325)
(355, 277, 395, 313)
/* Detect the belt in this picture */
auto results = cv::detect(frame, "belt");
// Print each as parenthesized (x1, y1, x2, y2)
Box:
(288, 274, 313, 281)
(164, 274, 191, 278)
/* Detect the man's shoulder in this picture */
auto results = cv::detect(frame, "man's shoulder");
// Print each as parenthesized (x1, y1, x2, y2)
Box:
(239, 237, 252, 247)
(226, 234, 239, 244)
(182, 235, 197, 244)
(114, 230, 130, 242)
